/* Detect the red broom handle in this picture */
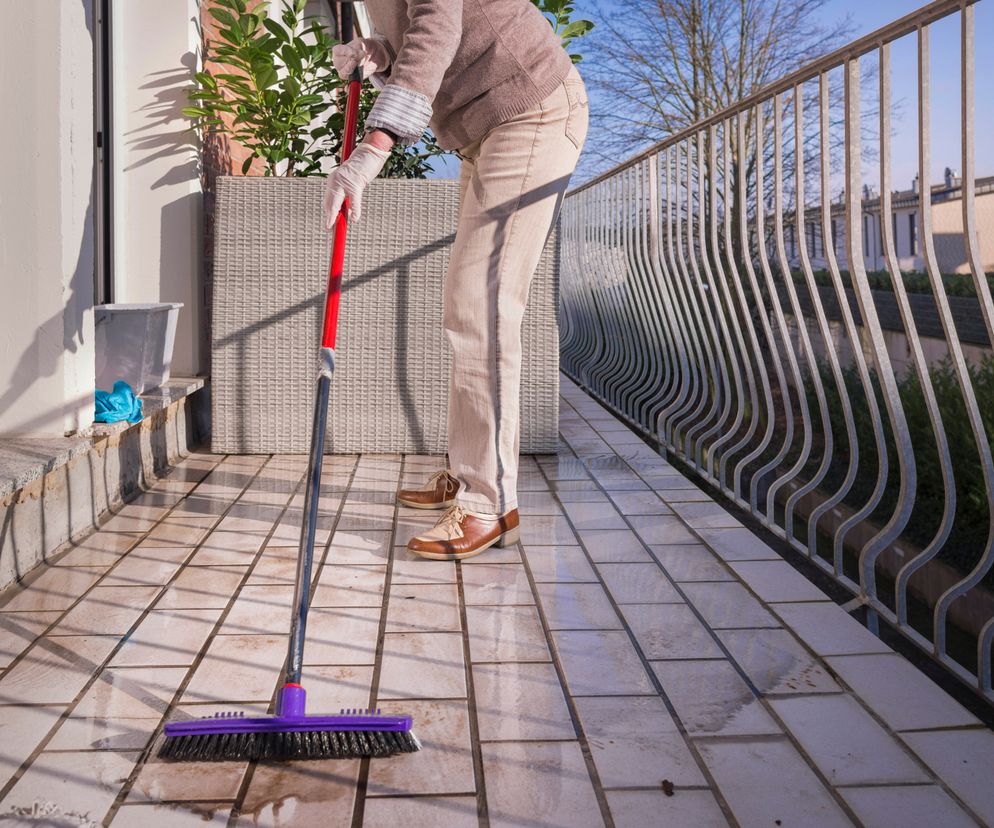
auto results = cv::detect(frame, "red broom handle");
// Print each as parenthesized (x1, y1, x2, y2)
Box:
(321, 75, 362, 351)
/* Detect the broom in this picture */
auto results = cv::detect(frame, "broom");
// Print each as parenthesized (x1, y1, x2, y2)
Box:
(159, 3, 419, 762)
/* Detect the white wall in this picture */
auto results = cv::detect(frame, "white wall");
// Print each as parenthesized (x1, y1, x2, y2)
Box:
(113, 0, 204, 376)
(0, 0, 96, 437)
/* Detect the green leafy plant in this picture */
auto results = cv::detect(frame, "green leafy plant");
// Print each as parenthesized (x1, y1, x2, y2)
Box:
(186, 0, 440, 177)
(186, 0, 340, 176)
(531, 0, 595, 63)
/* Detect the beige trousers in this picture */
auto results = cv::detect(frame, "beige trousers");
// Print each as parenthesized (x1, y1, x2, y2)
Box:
(444, 64, 589, 516)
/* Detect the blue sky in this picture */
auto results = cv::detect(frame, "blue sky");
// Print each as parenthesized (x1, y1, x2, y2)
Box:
(429, 0, 993, 188)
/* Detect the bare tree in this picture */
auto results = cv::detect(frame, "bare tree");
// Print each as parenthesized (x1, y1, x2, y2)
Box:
(578, 0, 855, 181)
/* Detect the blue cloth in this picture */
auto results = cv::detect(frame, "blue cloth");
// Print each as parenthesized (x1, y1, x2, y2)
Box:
(95, 381, 144, 424)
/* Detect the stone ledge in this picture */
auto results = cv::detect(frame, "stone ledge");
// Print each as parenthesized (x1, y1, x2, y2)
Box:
(0, 378, 205, 500)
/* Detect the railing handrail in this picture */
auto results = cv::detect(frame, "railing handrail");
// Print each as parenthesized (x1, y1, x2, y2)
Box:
(570, 0, 979, 196)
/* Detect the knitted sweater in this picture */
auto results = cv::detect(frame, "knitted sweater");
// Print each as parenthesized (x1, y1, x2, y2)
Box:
(361, 0, 574, 150)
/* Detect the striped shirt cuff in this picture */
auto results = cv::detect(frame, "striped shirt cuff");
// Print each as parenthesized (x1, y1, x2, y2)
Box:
(366, 84, 432, 146)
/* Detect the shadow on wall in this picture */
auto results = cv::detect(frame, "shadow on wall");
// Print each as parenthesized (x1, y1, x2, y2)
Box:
(123, 52, 200, 187)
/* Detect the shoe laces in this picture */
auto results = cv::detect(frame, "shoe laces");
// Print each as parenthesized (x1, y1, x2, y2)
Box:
(437, 505, 467, 532)
(425, 469, 451, 489)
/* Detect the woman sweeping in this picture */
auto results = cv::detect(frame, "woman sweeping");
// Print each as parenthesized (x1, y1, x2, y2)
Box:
(324, 0, 588, 560)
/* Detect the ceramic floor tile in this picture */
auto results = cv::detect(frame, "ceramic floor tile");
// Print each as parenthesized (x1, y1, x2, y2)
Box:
(716, 628, 840, 694)
(900, 729, 994, 824)
(651, 660, 781, 737)
(312, 565, 386, 607)
(668, 501, 743, 529)
(294, 664, 374, 711)
(112, 608, 222, 667)
(0, 705, 63, 790)
(0, 635, 119, 704)
(390, 553, 456, 585)
(50, 531, 141, 567)
(0, 611, 60, 668)
(142, 515, 216, 546)
(101, 506, 169, 533)
(606, 790, 730, 828)
(366, 699, 476, 796)
(465, 605, 551, 663)
(1, 749, 139, 823)
(649, 544, 735, 582)
(522, 545, 598, 583)
(129, 756, 247, 804)
(578, 529, 653, 563)
(695, 528, 781, 561)
(552, 630, 655, 695)
(155, 565, 248, 610)
(302, 607, 382, 666)
(769, 602, 890, 657)
(728, 560, 829, 603)
(771, 694, 930, 786)
(518, 490, 563, 516)
(681, 582, 780, 629)
(386, 583, 461, 633)
(188, 533, 266, 566)
(267, 510, 336, 546)
(113, 802, 233, 827)
(362, 796, 479, 828)
(326, 530, 392, 565)
(606, 490, 673, 516)
(233, 759, 360, 827)
(183, 634, 285, 703)
(215, 502, 284, 534)
(535, 581, 621, 630)
(460, 564, 534, 606)
(596, 562, 683, 604)
(377, 632, 466, 699)
(75, 665, 189, 718)
(48, 715, 161, 751)
(482, 741, 604, 828)
(697, 738, 853, 828)
(825, 654, 979, 731)
(220, 585, 296, 635)
(519, 515, 579, 546)
(622, 603, 724, 660)
(101, 545, 193, 587)
(473, 661, 574, 741)
(54, 585, 161, 635)
(838, 784, 978, 828)
(245, 545, 300, 586)
(573, 695, 705, 788)
(627, 515, 699, 546)
(559, 499, 628, 530)
(0, 565, 104, 612)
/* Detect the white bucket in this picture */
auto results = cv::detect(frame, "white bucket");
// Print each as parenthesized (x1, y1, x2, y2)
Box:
(94, 303, 183, 394)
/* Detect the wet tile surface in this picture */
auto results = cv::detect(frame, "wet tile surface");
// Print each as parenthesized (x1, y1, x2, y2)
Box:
(0, 380, 989, 826)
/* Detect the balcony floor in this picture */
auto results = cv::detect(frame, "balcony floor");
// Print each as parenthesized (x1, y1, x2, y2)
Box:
(1, 376, 992, 827)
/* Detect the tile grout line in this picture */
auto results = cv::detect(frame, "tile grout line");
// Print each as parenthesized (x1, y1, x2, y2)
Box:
(349, 455, 407, 828)
(455, 551, 491, 827)
(224, 455, 364, 827)
(560, 390, 984, 825)
(0, 452, 235, 804)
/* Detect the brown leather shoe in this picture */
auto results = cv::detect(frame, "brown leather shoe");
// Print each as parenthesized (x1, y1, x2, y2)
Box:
(407, 505, 520, 561)
(397, 469, 459, 510)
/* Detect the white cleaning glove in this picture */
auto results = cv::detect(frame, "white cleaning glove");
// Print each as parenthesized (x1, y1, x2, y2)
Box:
(323, 142, 391, 227)
(332, 37, 392, 80)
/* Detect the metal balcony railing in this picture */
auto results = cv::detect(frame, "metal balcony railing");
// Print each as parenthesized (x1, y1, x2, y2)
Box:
(559, 0, 994, 701)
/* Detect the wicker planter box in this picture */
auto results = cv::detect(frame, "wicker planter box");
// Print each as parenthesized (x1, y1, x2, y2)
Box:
(210, 176, 560, 454)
